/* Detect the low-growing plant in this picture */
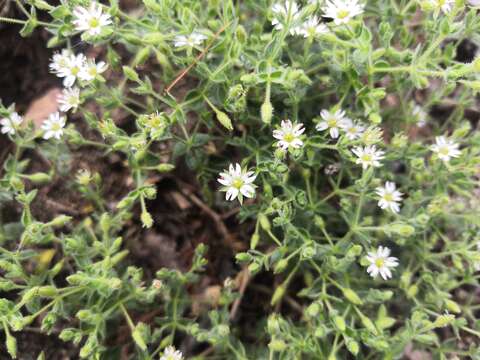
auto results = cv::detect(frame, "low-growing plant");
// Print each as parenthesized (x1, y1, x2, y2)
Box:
(1, 0, 480, 358)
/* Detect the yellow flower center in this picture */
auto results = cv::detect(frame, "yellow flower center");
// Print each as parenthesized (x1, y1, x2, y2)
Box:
(375, 258, 385, 268)
(361, 154, 372, 162)
(438, 146, 450, 156)
(283, 132, 295, 143)
(51, 123, 61, 131)
(71, 66, 80, 75)
(337, 9, 350, 19)
(232, 178, 243, 189)
(89, 18, 100, 28)
(383, 193, 393, 202)
(327, 118, 338, 127)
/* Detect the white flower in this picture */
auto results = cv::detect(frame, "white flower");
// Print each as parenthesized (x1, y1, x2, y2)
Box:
(431, 136, 461, 163)
(160, 346, 183, 360)
(173, 32, 207, 48)
(52, 52, 87, 87)
(412, 105, 427, 127)
(58, 87, 81, 112)
(49, 49, 73, 74)
(366, 246, 399, 280)
(295, 16, 329, 37)
(271, 1, 302, 33)
(41, 112, 66, 140)
(73, 2, 112, 37)
(273, 119, 305, 150)
(1, 112, 23, 135)
(218, 163, 257, 203)
(429, 0, 455, 13)
(340, 118, 365, 140)
(78, 59, 108, 82)
(352, 145, 385, 169)
(322, 0, 364, 25)
(316, 108, 347, 139)
(376, 181, 403, 213)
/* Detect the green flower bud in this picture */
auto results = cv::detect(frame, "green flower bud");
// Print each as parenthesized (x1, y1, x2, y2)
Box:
(332, 315, 346, 332)
(250, 232, 260, 249)
(141, 211, 153, 228)
(25, 172, 52, 184)
(305, 302, 321, 318)
(259, 214, 271, 232)
(345, 337, 359, 355)
(390, 223, 415, 237)
(123, 66, 141, 83)
(406, 284, 418, 299)
(49, 215, 72, 227)
(38, 286, 58, 297)
(268, 339, 287, 352)
(216, 110, 233, 131)
(156, 163, 175, 173)
(342, 288, 363, 305)
(274, 259, 288, 274)
(444, 299, 461, 314)
(261, 98, 273, 124)
(271, 285, 286, 305)
(314, 215, 325, 229)
(433, 313, 455, 328)
(6, 331, 17, 359)
(132, 323, 148, 351)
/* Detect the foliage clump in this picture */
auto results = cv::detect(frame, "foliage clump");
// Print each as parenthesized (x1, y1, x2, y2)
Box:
(1, 0, 480, 358)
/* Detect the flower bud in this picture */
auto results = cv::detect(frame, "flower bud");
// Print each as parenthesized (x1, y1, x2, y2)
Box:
(156, 164, 175, 173)
(345, 337, 359, 355)
(250, 232, 260, 249)
(216, 111, 233, 131)
(305, 302, 321, 318)
(273, 259, 288, 274)
(141, 211, 153, 228)
(6, 331, 17, 359)
(261, 98, 273, 124)
(433, 313, 455, 328)
(445, 299, 461, 314)
(123, 66, 141, 83)
(332, 315, 346, 332)
(259, 214, 271, 232)
(269, 339, 287, 352)
(271, 285, 286, 305)
(342, 288, 363, 305)
(26, 172, 51, 184)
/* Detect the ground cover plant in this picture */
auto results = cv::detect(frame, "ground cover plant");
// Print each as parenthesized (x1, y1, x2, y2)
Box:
(0, 0, 480, 358)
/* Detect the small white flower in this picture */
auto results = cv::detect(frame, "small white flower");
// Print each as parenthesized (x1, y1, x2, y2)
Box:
(366, 246, 399, 280)
(376, 181, 403, 213)
(53, 52, 87, 87)
(73, 1, 112, 37)
(173, 32, 207, 48)
(352, 145, 385, 169)
(78, 59, 108, 82)
(41, 112, 66, 140)
(316, 108, 347, 139)
(429, 0, 455, 13)
(218, 163, 257, 203)
(271, 1, 302, 33)
(160, 346, 183, 360)
(295, 16, 329, 37)
(49, 49, 73, 74)
(412, 105, 427, 127)
(340, 118, 365, 140)
(273, 119, 305, 150)
(58, 87, 81, 112)
(430, 136, 461, 162)
(1, 112, 23, 135)
(322, 0, 364, 25)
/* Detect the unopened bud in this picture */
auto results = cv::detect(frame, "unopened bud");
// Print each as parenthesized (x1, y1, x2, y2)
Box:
(261, 98, 273, 124)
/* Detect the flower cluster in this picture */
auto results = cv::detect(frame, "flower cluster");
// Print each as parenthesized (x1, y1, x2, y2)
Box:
(271, 0, 365, 37)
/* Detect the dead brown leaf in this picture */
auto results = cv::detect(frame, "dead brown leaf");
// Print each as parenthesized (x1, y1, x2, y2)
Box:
(25, 87, 61, 129)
